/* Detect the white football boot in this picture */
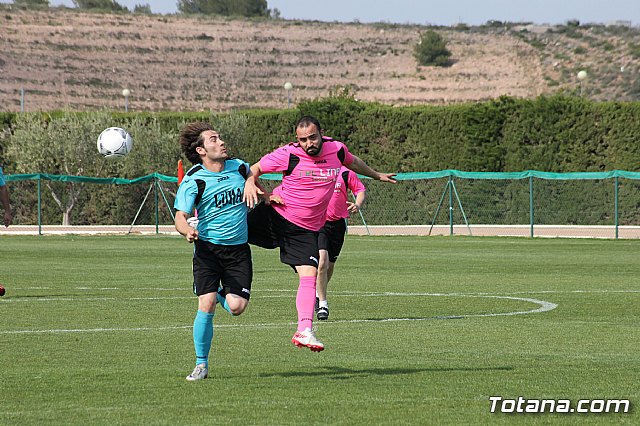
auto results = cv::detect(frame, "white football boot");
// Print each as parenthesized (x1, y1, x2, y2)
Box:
(291, 328, 325, 352)
(186, 363, 208, 381)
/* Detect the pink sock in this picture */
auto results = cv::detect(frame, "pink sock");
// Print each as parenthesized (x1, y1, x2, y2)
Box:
(296, 276, 316, 331)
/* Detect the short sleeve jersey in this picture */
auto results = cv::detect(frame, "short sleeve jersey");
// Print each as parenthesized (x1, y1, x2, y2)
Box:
(0, 166, 5, 187)
(259, 137, 354, 231)
(326, 166, 366, 221)
(174, 159, 249, 245)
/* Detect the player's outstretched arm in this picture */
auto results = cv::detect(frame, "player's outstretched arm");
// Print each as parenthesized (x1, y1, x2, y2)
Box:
(347, 155, 397, 184)
(175, 210, 198, 243)
(244, 163, 265, 208)
(347, 191, 366, 214)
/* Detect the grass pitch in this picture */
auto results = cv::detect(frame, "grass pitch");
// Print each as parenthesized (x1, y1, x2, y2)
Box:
(0, 235, 638, 425)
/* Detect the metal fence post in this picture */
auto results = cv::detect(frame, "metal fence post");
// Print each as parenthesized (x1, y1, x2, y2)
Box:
(448, 176, 453, 236)
(614, 176, 619, 239)
(37, 174, 42, 236)
(154, 174, 159, 235)
(529, 176, 534, 238)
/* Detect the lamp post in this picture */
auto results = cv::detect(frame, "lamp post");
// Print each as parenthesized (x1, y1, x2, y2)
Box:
(122, 88, 130, 112)
(284, 82, 293, 108)
(577, 70, 587, 96)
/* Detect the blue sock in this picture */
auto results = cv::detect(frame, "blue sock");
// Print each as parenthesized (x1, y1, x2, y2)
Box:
(217, 290, 234, 315)
(193, 310, 214, 368)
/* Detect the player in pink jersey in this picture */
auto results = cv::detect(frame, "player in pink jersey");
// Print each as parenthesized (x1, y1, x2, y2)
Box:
(244, 116, 396, 351)
(315, 166, 366, 321)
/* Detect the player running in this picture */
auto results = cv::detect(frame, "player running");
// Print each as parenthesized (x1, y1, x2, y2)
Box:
(316, 166, 366, 320)
(244, 116, 396, 352)
(174, 122, 255, 381)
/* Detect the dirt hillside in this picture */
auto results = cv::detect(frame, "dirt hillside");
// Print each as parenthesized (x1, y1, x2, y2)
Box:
(1, 7, 638, 112)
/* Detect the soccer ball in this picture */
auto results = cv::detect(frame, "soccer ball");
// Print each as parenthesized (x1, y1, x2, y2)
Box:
(97, 127, 133, 158)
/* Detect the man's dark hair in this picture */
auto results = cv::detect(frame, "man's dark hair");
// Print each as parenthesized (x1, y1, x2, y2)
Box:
(295, 116, 322, 132)
(179, 122, 214, 164)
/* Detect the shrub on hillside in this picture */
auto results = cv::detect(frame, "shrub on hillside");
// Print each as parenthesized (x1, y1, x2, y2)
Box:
(13, 0, 49, 8)
(72, 0, 128, 12)
(414, 30, 452, 67)
(133, 3, 151, 14)
(177, 0, 269, 17)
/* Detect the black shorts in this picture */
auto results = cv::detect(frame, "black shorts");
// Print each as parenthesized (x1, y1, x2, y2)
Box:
(192, 240, 252, 300)
(318, 218, 347, 263)
(248, 202, 319, 268)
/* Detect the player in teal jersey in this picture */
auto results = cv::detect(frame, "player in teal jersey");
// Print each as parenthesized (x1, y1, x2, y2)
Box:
(174, 122, 258, 381)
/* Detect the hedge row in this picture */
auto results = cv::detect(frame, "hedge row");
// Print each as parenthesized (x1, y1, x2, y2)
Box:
(2, 95, 640, 173)
(1, 95, 639, 225)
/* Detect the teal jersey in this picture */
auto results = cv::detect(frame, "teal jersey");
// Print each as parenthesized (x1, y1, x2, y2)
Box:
(174, 159, 249, 245)
(0, 166, 5, 186)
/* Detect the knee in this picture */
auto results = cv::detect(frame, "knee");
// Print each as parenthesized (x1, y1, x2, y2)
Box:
(229, 300, 248, 316)
(198, 298, 216, 313)
(230, 306, 245, 316)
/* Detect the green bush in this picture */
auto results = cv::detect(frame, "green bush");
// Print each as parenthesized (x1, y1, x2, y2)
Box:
(72, 0, 128, 11)
(629, 43, 640, 59)
(13, 0, 49, 8)
(177, 0, 269, 17)
(133, 3, 151, 14)
(413, 30, 452, 67)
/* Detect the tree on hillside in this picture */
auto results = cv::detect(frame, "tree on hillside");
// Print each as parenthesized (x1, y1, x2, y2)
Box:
(133, 3, 151, 14)
(13, 0, 49, 7)
(210, 112, 249, 160)
(6, 112, 111, 226)
(5, 112, 181, 225)
(414, 30, 452, 67)
(72, 0, 128, 11)
(177, 0, 269, 17)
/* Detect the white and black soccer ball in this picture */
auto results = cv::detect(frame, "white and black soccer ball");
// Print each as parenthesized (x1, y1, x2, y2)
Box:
(97, 127, 133, 158)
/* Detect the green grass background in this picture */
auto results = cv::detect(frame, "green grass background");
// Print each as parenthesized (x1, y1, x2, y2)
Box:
(0, 235, 638, 425)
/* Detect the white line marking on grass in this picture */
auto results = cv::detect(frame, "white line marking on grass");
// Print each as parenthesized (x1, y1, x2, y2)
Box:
(9, 287, 297, 292)
(9, 287, 52, 290)
(0, 296, 195, 303)
(2, 326, 193, 334)
(2, 289, 637, 305)
(0, 294, 558, 335)
(10, 288, 639, 295)
(330, 290, 640, 295)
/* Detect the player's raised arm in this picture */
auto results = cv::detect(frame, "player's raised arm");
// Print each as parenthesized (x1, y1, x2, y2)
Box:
(346, 155, 397, 184)
(243, 163, 265, 209)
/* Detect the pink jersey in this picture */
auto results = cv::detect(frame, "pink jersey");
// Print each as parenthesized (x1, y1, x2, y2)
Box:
(326, 167, 366, 221)
(259, 137, 354, 231)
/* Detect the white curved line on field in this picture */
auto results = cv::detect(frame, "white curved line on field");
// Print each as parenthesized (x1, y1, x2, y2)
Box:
(0, 293, 557, 335)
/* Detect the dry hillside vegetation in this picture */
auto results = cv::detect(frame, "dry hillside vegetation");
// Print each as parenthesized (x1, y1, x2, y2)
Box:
(0, 8, 638, 112)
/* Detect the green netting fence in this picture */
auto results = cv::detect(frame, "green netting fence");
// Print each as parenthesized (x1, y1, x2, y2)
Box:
(5, 170, 640, 238)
